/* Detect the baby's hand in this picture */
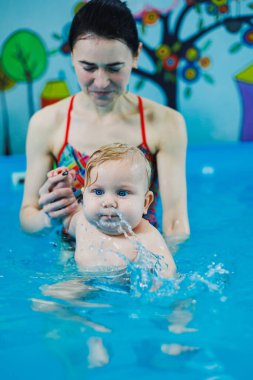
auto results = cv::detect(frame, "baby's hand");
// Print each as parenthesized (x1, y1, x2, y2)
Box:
(47, 167, 75, 189)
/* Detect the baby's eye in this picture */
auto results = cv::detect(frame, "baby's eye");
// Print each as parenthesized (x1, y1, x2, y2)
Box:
(93, 189, 104, 196)
(118, 190, 128, 197)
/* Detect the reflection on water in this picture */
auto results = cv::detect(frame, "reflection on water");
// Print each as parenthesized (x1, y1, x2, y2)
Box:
(2, 145, 253, 379)
(0, 216, 233, 378)
(29, 232, 231, 375)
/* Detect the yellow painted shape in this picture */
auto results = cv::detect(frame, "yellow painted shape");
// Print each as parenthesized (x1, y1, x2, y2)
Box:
(41, 80, 70, 99)
(235, 63, 253, 84)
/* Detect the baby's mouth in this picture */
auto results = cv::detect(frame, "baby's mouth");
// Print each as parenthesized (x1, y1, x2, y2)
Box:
(100, 214, 119, 221)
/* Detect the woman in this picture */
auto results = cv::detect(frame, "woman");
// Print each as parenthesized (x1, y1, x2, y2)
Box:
(20, 0, 189, 241)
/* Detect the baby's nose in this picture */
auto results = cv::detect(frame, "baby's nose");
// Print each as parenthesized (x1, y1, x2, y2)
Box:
(102, 197, 117, 208)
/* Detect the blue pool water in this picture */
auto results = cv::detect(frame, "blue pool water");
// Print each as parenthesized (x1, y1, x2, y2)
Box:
(1, 143, 253, 379)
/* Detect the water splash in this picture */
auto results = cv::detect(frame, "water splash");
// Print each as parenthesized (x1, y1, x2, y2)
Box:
(94, 209, 172, 297)
(92, 211, 231, 300)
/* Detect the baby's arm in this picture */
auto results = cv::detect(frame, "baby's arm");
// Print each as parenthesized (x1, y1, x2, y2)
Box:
(139, 221, 176, 278)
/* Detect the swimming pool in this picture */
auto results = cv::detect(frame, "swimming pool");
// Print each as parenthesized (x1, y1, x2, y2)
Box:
(1, 143, 252, 379)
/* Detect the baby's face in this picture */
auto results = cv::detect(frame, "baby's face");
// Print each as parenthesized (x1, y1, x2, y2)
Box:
(82, 159, 153, 235)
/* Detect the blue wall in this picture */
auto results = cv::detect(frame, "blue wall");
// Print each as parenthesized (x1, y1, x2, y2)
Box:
(1, 0, 253, 154)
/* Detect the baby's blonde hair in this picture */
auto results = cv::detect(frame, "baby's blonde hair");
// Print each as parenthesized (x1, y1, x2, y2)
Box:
(84, 143, 152, 189)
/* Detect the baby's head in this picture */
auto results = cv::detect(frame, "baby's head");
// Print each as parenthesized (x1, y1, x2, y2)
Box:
(83, 143, 154, 235)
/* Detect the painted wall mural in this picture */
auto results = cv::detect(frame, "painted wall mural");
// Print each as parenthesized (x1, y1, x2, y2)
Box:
(2, 30, 48, 116)
(1, 30, 48, 154)
(235, 62, 253, 141)
(133, 0, 253, 110)
(0, 60, 16, 155)
(0, 0, 253, 155)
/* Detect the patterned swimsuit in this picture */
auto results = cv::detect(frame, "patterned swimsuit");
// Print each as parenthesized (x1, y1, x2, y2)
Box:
(56, 95, 159, 227)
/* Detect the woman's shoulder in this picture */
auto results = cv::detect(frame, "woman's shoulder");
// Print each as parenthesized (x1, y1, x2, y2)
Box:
(29, 95, 74, 132)
(140, 95, 184, 124)
(131, 93, 186, 145)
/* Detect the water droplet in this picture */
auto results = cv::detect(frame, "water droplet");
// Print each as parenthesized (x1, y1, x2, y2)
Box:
(202, 166, 215, 175)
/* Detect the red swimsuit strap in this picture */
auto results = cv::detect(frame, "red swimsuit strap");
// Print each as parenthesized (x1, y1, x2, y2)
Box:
(137, 95, 148, 148)
(57, 95, 75, 162)
(57, 95, 148, 162)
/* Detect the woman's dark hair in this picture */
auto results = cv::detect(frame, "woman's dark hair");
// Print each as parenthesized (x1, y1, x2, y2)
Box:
(69, 0, 139, 56)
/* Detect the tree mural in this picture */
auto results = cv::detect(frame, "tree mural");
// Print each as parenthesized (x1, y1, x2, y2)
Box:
(52, 0, 253, 111)
(0, 59, 16, 155)
(133, 0, 253, 109)
(1, 30, 48, 116)
(51, 2, 84, 56)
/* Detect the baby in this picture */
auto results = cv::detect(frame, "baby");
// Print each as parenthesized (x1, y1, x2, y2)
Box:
(47, 143, 176, 278)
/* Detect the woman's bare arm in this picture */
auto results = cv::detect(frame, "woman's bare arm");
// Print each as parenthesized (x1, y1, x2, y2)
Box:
(20, 108, 79, 234)
(156, 109, 190, 245)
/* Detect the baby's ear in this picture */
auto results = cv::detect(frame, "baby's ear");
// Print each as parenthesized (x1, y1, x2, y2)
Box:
(143, 191, 154, 214)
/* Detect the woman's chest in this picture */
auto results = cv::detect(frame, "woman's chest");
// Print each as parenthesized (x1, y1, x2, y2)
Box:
(53, 110, 158, 157)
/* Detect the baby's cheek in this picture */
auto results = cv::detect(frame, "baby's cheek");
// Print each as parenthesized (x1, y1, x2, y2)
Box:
(82, 200, 92, 216)
(82, 199, 88, 212)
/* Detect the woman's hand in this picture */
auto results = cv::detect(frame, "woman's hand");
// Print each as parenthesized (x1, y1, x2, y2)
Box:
(38, 167, 79, 222)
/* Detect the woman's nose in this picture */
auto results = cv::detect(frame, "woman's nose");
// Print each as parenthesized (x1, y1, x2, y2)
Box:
(94, 69, 110, 89)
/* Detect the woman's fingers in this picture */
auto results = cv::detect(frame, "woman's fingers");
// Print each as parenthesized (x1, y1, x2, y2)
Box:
(46, 201, 79, 219)
(43, 195, 76, 213)
(40, 170, 74, 195)
(38, 167, 79, 220)
(38, 187, 74, 208)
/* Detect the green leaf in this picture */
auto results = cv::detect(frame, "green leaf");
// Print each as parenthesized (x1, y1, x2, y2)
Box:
(229, 42, 242, 54)
(48, 49, 59, 56)
(198, 18, 204, 31)
(171, 41, 182, 52)
(52, 33, 62, 40)
(135, 78, 145, 91)
(195, 3, 201, 14)
(247, 3, 253, 9)
(141, 24, 146, 34)
(201, 40, 212, 52)
(184, 87, 192, 98)
(203, 73, 215, 84)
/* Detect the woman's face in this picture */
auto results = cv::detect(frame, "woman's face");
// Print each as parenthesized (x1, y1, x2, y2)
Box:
(72, 36, 138, 107)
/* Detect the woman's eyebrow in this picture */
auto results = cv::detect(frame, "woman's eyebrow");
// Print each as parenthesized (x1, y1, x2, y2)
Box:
(79, 60, 124, 66)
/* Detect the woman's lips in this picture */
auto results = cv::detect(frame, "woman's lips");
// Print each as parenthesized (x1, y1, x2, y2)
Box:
(90, 90, 114, 97)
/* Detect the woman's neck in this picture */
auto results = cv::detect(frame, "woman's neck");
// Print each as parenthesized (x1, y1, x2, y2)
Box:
(77, 91, 133, 118)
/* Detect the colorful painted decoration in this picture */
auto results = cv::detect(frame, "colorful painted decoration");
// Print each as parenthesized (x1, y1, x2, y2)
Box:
(163, 55, 180, 71)
(235, 63, 253, 141)
(132, 1, 253, 110)
(182, 64, 200, 82)
(2, 30, 47, 82)
(0, 60, 16, 155)
(1, 29, 48, 116)
(243, 28, 253, 46)
(40, 80, 70, 108)
(142, 10, 160, 25)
